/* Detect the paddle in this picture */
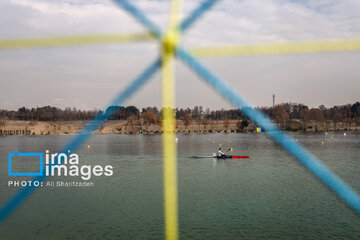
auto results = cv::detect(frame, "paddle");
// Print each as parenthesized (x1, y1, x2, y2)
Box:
(219, 144, 232, 152)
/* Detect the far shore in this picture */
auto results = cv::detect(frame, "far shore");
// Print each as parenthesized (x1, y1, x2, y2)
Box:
(1, 119, 359, 136)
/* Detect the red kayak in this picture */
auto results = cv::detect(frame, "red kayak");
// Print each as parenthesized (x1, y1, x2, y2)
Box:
(217, 155, 249, 159)
(230, 156, 249, 159)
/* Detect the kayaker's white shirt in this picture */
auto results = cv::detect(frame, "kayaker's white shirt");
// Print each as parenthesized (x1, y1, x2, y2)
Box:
(217, 150, 225, 157)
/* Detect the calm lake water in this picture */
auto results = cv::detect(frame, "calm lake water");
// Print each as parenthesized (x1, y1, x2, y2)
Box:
(1, 132, 360, 239)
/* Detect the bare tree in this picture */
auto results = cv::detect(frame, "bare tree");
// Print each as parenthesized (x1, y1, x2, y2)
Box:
(300, 108, 309, 131)
(141, 110, 158, 132)
(182, 114, 193, 131)
(274, 105, 289, 130)
(309, 108, 324, 131)
(224, 117, 230, 131)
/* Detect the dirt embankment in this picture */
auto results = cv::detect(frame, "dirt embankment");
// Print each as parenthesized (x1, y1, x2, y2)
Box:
(0, 119, 358, 136)
(0, 119, 248, 135)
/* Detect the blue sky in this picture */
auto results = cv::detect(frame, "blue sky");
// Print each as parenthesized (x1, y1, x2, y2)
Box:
(0, 0, 359, 110)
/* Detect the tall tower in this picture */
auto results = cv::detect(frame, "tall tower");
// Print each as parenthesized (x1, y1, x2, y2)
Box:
(272, 94, 275, 108)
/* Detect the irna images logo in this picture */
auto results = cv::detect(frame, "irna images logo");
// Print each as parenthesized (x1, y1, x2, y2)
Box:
(8, 150, 113, 180)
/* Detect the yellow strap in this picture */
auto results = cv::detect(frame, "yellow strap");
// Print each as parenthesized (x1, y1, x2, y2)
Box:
(0, 32, 154, 50)
(162, 1, 182, 240)
(189, 39, 360, 58)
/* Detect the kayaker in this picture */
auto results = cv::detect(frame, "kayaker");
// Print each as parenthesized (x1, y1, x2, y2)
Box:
(217, 148, 225, 157)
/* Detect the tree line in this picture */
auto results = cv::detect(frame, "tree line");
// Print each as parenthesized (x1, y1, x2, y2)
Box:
(1, 102, 360, 130)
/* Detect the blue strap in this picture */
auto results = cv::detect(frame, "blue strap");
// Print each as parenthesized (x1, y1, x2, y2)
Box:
(180, 0, 220, 32)
(177, 47, 360, 214)
(0, 58, 161, 224)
